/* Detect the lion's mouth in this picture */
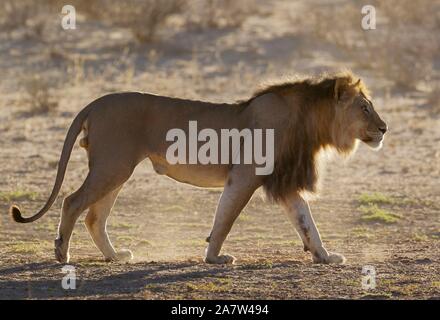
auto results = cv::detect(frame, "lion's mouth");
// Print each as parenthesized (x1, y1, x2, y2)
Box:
(362, 131, 384, 149)
(363, 131, 384, 143)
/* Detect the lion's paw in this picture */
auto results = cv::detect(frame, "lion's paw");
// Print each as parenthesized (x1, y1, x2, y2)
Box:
(313, 251, 346, 264)
(116, 249, 134, 262)
(204, 254, 236, 265)
(326, 252, 346, 264)
(54, 238, 69, 264)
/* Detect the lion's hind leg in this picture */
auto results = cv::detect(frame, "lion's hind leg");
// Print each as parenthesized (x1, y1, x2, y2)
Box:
(55, 163, 134, 263)
(205, 166, 260, 264)
(84, 186, 133, 262)
(79, 120, 89, 149)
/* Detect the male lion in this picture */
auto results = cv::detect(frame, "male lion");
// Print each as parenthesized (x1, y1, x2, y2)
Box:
(10, 71, 387, 264)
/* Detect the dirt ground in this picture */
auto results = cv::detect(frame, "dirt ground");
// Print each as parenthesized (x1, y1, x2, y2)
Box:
(0, 0, 439, 299)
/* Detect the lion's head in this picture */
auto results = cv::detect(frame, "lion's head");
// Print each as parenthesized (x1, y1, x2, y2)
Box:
(253, 71, 388, 201)
(332, 75, 387, 152)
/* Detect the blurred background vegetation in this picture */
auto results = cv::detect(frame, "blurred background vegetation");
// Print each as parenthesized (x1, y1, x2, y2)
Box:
(0, 0, 438, 115)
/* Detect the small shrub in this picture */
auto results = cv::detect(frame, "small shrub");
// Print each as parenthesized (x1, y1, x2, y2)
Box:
(22, 75, 58, 114)
(186, 0, 261, 29)
(0, 0, 53, 39)
(426, 86, 440, 116)
(79, 0, 187, 42)
(0, 0, 33, 31)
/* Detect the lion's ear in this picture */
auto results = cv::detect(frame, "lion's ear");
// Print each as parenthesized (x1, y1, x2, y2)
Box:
(334, 78, 349, 102)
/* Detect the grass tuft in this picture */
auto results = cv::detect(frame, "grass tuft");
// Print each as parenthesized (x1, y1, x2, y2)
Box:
(358, 193, 395, 206)
(186, 278, 232, 292)
(0, 190, 38, 202)
(360, 205, 401, 224)
(8, 242, 42, 254)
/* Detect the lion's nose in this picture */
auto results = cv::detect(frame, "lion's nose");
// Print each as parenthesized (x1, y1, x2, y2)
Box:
(379, 125, 387, 134)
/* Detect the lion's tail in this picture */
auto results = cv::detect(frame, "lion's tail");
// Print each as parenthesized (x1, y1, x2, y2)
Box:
(10, 104, 92, 223)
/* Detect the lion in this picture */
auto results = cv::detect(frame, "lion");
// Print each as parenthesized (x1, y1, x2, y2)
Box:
(10, 71, 387, 265)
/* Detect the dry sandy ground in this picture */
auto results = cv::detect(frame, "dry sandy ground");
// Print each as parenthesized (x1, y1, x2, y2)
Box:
(0, 0, 439, 299)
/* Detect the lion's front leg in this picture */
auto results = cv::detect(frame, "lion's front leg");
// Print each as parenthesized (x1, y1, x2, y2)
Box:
(282, 194, 346, 264)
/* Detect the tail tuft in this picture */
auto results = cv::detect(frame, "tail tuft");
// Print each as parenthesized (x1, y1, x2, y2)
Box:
(10, 205, 26, 223)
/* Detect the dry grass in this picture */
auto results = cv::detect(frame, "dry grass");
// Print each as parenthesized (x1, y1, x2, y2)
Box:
(81, 0, 187, 42)
(1, 0, 263, 43)
(357, 193, 395, 206)
(21, 75, 58, 114)
(77, 0, 262, 41)
(186, 0, 262, 29)
(186, 278, 232, 292)
(0, 0, 53, 39)
(293, 0, 440, 91)
(0, 1, 34, 31)
(426, 85, 440, 116)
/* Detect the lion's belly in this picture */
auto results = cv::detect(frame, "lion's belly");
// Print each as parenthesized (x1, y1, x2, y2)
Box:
(149, 156, 228, 188)
(165, 167, 227, 188)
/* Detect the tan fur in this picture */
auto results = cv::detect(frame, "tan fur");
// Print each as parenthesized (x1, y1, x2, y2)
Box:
(10, 71, 387, 264)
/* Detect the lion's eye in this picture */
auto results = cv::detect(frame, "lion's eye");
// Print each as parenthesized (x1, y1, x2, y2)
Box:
(362, 105, 370, 115)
